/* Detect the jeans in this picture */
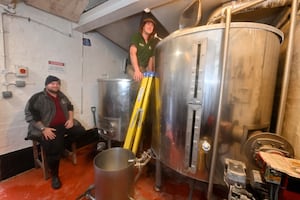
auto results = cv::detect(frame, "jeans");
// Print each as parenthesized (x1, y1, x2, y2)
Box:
(40, 124, 85, 175)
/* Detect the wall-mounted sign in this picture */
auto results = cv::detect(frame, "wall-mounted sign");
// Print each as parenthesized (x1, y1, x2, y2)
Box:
(48, 60, 65, 73)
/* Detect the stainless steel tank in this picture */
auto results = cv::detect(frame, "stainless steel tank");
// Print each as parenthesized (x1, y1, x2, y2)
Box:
(97, 78, 135, 142)
(280, 15, 300, 159)
(152, 22, 283, 183)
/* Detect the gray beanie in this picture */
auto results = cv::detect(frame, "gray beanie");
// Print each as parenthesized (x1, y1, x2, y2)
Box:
(45, 75, 60, 85)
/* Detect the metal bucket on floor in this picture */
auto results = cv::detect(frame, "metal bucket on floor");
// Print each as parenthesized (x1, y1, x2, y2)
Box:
(94, 147, 135, 200)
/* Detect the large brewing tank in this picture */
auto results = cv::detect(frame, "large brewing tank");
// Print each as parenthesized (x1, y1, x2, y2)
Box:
(97, 78, 135, 142)
(280, 15, 300, 159)
(152, 22, 283, 182)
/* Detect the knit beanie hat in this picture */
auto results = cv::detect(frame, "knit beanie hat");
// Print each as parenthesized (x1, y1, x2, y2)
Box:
(45, 75, 60, 85)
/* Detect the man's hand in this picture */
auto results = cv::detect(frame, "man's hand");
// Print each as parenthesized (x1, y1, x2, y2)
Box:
(65, 119, 74, 129)
(133, 69, 143, 81)
(42, 127, 56, 140)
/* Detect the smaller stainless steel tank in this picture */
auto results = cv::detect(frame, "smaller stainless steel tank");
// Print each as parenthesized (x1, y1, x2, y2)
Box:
(97, 78, 135, 141)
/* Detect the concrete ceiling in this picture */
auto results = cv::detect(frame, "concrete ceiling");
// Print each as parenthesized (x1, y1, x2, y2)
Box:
(24, 0, 89, 22)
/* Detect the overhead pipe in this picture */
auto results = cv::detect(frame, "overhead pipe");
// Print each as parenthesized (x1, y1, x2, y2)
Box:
(207, 0, 292, 25)
(0, 3, 15, 14)
(207, 6, 232, 200)
(276, 0, 299, 135)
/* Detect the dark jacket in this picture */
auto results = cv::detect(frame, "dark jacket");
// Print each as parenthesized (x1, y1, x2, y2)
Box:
(25, 89, 74, 140)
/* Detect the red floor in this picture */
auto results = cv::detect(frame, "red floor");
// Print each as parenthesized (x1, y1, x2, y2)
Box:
(0, 145, 223, 200)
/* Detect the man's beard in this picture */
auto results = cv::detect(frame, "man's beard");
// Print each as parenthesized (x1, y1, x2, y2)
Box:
(47, 88, 59, 94)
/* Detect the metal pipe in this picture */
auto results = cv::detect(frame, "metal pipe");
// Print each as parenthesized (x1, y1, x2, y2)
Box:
(276, 0, 299, 134)
(154, 158, 162, 191)
(207, 0, 266, 24)
(207, 7, 232, 200)
(133, 149, 152, 182)
(256, 0, 292, 8)
(207, 0, 293, 25)
(0, 3, 15, 14)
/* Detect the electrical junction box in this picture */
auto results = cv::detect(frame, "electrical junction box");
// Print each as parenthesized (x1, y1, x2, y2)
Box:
(2, 91, 12, 98)
(16, 66, 28, 77)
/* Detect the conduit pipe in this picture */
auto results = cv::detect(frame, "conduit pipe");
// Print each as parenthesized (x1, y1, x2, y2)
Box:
(0, 3, 15, 14)
(1, 13, 7, 71)
(0, 4, 15, 71)
(207, 7, 232, 200)
(276, 0, 299, 134)
(207, 0, 292, 25)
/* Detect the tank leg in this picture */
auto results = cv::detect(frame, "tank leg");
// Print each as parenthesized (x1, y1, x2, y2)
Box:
(154, 158, 162, 191)
(188, 180, 195, 200)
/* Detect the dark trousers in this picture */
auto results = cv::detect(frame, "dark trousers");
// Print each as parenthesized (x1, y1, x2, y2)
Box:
(40, 124, 85, 176)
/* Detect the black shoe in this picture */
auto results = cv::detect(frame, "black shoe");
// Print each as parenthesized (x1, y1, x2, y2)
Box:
(51, 176, 62, 189)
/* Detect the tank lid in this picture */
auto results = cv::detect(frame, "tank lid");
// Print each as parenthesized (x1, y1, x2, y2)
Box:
(159, 22, 284, 45)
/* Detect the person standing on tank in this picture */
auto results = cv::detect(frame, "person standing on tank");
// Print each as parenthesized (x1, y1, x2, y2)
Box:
(126, 17, 156, 81)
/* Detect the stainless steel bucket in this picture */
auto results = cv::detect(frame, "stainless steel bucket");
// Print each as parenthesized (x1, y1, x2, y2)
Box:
(94, 147, 135, 200)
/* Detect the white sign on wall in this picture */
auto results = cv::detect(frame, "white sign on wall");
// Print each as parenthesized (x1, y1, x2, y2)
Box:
(48, 60, 65, 73)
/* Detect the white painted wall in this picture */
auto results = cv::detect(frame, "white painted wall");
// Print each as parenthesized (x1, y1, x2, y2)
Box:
(0, 3, 128, 155)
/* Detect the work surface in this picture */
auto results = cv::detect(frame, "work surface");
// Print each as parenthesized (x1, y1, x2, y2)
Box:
(259, 151, 300, 179)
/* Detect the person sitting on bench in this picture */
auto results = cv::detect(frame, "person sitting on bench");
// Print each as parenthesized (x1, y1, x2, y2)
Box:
(24, 75, 85, 189)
